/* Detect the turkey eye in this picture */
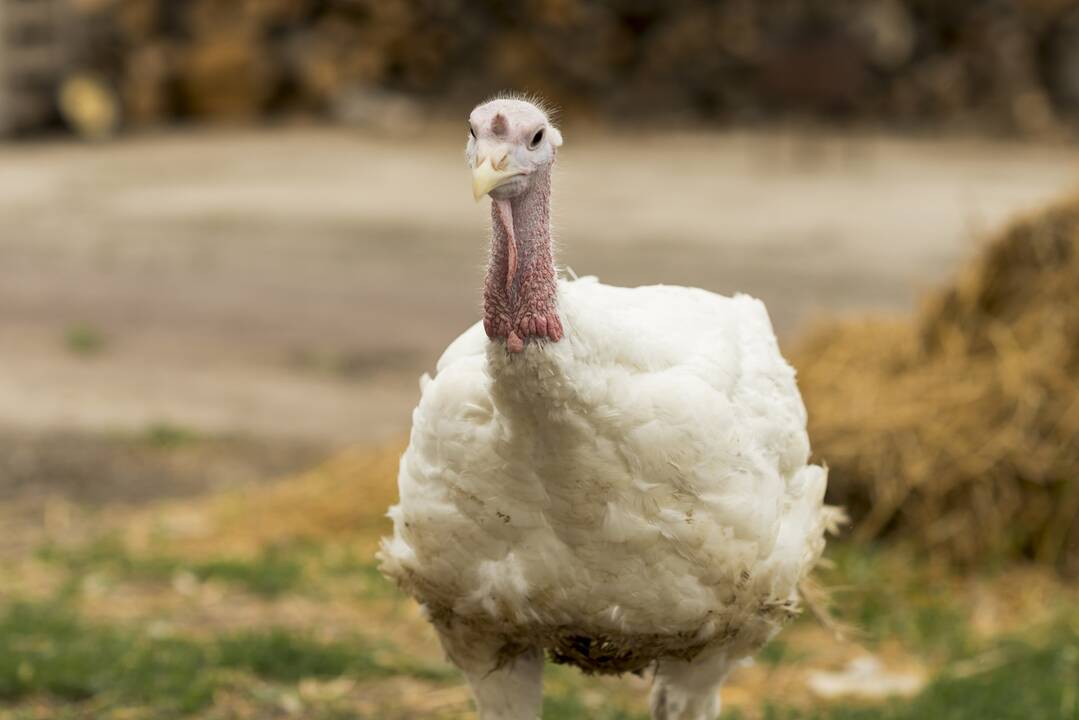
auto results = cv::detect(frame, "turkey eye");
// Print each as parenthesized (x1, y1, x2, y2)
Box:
(529, 128, 544, 148)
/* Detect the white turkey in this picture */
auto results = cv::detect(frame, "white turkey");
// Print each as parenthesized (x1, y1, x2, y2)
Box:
(379, 96, 837, 720)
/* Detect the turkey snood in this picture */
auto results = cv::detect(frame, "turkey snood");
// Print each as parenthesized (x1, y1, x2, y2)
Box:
(483, 166, 563, 353)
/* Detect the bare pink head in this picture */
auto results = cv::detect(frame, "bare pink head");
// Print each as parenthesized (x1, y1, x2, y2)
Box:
(467, 98, 563, 202)
(467, 97, 563, 354)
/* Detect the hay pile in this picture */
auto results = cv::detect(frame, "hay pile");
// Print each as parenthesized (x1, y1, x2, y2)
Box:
(795, 197, 1079, 576)
(126, 445, 402, 558)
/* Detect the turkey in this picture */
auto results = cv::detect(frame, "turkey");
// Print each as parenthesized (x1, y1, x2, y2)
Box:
(379, 96, 837, 720)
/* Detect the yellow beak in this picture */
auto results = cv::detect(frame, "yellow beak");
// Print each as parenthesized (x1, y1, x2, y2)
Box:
(471, 156, 522, 201)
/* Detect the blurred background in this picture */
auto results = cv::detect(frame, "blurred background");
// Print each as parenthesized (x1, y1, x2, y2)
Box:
(1, 1, 1078, 718)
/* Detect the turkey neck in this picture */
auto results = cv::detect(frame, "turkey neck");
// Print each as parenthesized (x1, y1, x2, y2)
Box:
(483, 166, 560, 353)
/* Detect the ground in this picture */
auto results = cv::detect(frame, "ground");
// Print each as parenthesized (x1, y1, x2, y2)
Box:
(2, 127, 1078, 451)
(1, 444, 1076, 719)
(1, 127, 1078, 718)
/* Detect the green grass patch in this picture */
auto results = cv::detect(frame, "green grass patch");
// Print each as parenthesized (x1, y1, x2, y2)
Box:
(319, 545, 398, 599)
(0, 602, 214, 713)
(543, 690, 649, 720)
(758, 637, 808, 667)
(38, 536, 404, 602)
(64, 325, 107, 356)
(541, 663, 648, 720)
(0, 601, 448, 715)
(139, 422, 201, 449)
(351, 560, 399, 599)
(38, 537, 305, 598)
(39, 536, 175, 579)
(188, 550, 305, 597)
(821, 544, 973, 659)
(216, 628, 386, 683)
(751, 620, 1079, 720)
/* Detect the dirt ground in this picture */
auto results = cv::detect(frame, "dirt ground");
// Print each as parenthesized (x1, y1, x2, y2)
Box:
(1, 126, 1078, 504)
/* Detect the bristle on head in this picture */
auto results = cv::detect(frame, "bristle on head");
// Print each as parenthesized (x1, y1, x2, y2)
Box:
(470, 92, 562, 147)
(492, 91, 558, 121)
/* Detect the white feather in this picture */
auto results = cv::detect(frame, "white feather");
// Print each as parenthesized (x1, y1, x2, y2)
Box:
(380, 276, 830, 662)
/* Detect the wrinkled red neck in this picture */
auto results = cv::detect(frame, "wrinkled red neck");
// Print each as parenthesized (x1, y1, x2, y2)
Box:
(483, 168, 562, 353)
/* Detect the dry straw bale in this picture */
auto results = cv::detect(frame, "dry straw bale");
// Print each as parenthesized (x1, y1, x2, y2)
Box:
(795, 197, 1079, 576)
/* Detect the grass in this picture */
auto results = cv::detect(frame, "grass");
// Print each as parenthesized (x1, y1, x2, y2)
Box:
(3, 596, 1074, 720)
(37, 534, 403, 601)
(821, 544, 974, 659)
(542, 664, 648, 720)
(38, 536, 306, 598)
(0, 601, 444, 715)
(754, 622, 1079, 720)
(139, 422, 201, 449)
(37, 534, 408, 605)
(215, 628, 392, 683)
(63, 325, 107, 356)
(319, 544, 399, 599)
(543, 692, 648, 720)
(758, 638, 803, 667)
(15, 528, 1079, 718)
(186, 551, 305, 597)
(0, 602, 216, 713)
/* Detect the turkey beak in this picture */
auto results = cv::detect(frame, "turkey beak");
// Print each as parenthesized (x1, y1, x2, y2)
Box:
(471, 154, 521, 201)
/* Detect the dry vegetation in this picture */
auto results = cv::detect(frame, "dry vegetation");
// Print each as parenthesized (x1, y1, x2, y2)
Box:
(795, 196, 1079, 576)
